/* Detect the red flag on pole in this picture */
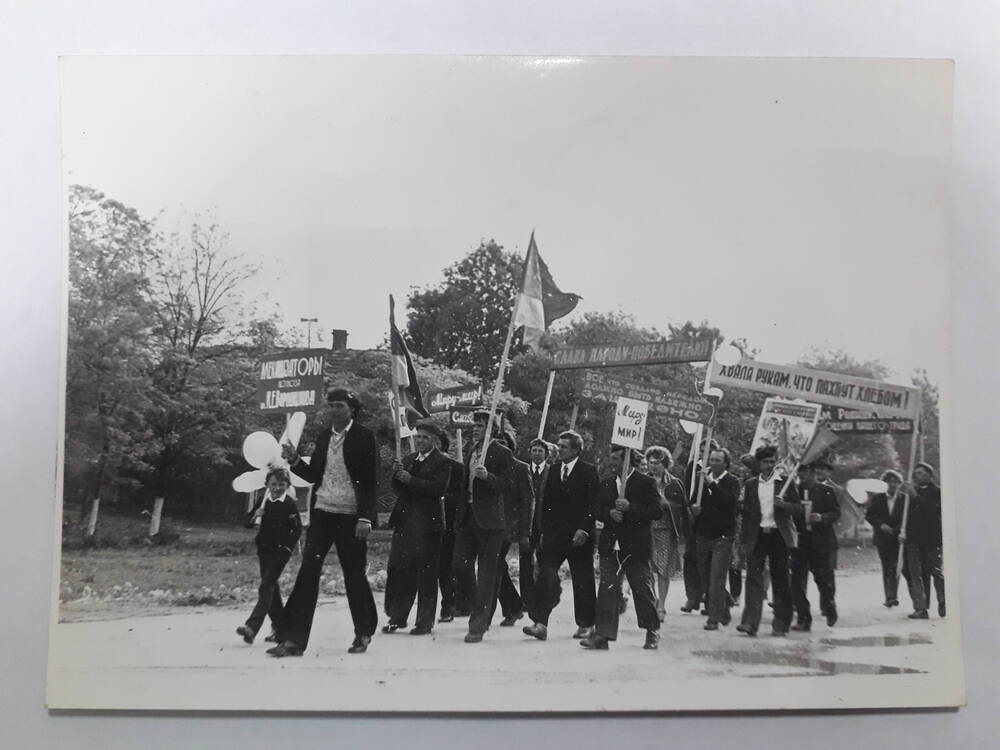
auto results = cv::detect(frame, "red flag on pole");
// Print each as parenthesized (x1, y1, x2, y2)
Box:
(389, 295, 430, 418)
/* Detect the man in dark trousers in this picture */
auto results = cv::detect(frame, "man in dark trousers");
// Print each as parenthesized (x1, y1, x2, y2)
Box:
(453, 410, 514, 643)
(582, 447, 662, 651)
(270, 388, 379, 656)
(737, 445, 801, 637)
(521, 438, 551, 618)
(789, 461, 841, 631)
(680, 438, 719, 613)
(901, 462, 945, 619)
(865, 469, 906, 608)
(437, 431, 464, 622)
(692, 448, 741, 631)
(383, 421, 452, 635)
(494, 431, 535, 627)
(523, 430, 600, 642)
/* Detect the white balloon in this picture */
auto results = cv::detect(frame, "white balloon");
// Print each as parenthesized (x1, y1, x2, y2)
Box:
(679, 419, 700, 435)
(289, 472, 311, 488)
(279, 411, 307, 450)
(243, 431, 280, 469)
(845, 478, 889, 504)
(714, 344, 742, 367)
(232, 469, 267, 493)
(705, 386, 724, 399)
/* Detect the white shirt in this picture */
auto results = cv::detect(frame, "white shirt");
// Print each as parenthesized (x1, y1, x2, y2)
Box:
(707, 470, 729, 485)
(530, 461, 546, 477)
(415, 451, 430, 463)
(560, 456, 579, 481)
(615, 468, 635, 495)
(758, 473, 778, 529)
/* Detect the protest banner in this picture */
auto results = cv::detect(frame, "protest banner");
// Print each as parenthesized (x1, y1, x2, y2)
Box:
(820, 406, 915, 435)
(612, 396, 650, 450)
(256, 349, 326, 413)
(447, 406, 477, 429)
(749, 398, 823, 475)
(550, 338, 714, 370)
(426, 384, 483, 413)
(710, 357, 920, 419)
(577, 370, 716, 425)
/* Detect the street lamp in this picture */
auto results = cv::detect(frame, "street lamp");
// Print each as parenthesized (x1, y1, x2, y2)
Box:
(299, 317, 319, 348)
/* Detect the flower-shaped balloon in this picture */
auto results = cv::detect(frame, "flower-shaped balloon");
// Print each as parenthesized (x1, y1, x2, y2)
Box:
(232, 412, 311, 492)
(845, 478, 888, 505)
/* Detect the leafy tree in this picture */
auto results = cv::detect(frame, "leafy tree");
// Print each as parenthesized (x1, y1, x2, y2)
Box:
(64, 186, 159, 514)
(406, 240, 524, 380)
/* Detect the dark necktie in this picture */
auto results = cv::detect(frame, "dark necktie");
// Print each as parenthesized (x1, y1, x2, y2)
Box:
(562, 465, 569, 483)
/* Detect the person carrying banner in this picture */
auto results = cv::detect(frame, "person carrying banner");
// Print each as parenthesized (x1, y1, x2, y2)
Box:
(383, 421, 451, 635)
(236, 467, 302, 645)
(523, 430, 600, 642)
(900, 462, 945, 619)
(692, 448, 741, 631)
(736, 445, 801, 637)
(494, 430, 535, 627)
(865, 469, 905, 608)
(644, 446, 684, 622)
(437, 431, 465, 622)
(271, 388, 379, 656)
(581, 447, 662, 651)
(789, 462, 841, 631)
(453, 409, 514, 643)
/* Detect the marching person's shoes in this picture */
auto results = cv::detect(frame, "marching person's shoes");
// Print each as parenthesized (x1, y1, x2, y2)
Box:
(644, 630, 660, 650)
(704, 620, 719, 631)
(790, 622, 811, 632)
(463, 632, 483, 643)
(700, 608, 709, 616)
(499, 612, 524, 627)
(438, 612, 455, 623)
(771, 627, 788, 637)
(938, 602, 946, 618)
(348, 635, 371, 653)
(736, 624, 757, 637)
(680, 601, 698, 613)
(908, 609, 929, 620)
(826, 610, 838, 627)
(264, 630, 280, 643)
(888, 599, 899, 608)
(381, 622, 406, 634)
(267, 641, 304, 657)
(720, 610, 732, 626)
(236, 625, 255, 644)
(410, 625, 433, 635)
(572, 626, 593, 639)
(882, 600, 893, 608)
(522, 622, 548, 641)
(580, 633, 610, 650)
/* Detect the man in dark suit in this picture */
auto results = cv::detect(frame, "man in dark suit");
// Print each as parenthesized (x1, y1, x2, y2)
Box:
(437, 431, 464, 622)
(789, 461, 841, 631)
(679, 438, 719, 613)
(520, 438, 551, 618)
(581, 447, 662, 651)
(523, 430, 600, 641)
(271, 388, 379, 656)
(383, 421, 452, 635)
(692, 448, 741, 631)
(453, 410, 514, 643)
(736, 445, 801, 637)
(901, 462, 945, 619)
(494, 432, 535, 627)
(865, 469, 905, 608)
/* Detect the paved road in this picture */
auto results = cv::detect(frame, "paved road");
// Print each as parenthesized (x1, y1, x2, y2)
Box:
(47, 569, 963, 712)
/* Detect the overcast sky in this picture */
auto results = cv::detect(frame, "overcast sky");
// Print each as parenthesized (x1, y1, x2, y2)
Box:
(60, 56, 953, 384)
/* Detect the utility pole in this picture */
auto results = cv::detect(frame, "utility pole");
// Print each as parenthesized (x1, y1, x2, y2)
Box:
(300, 317, 319, 348)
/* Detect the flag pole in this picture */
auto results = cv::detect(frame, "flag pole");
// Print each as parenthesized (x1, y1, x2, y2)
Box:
(693, 340, 718, 509)
(537, 370, 556, 439)
(388, 296, 403, 462)
(480, 292, 521, 463)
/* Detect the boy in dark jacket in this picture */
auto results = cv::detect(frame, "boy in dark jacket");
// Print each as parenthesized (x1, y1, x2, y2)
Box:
(237, 467, 303, 644)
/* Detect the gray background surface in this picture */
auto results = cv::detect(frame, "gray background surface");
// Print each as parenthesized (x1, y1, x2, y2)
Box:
(3, 0, 996, 746)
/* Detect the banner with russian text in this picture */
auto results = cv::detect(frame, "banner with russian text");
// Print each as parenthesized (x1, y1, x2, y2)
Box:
(256, 349, 326, 413)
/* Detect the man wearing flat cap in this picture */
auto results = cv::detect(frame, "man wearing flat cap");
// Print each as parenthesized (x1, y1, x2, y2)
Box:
(901, 462, 945, 619)
(453, 409, 515, 643)
(789, 461, 841, 631)
(865, 469, 906, 607)
(271, 387, 379, 656)
(383, 420, 452, 635)
(736, 445, 801, 637)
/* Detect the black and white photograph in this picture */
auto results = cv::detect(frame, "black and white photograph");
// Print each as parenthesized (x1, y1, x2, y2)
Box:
(47, 55, 961, 712)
